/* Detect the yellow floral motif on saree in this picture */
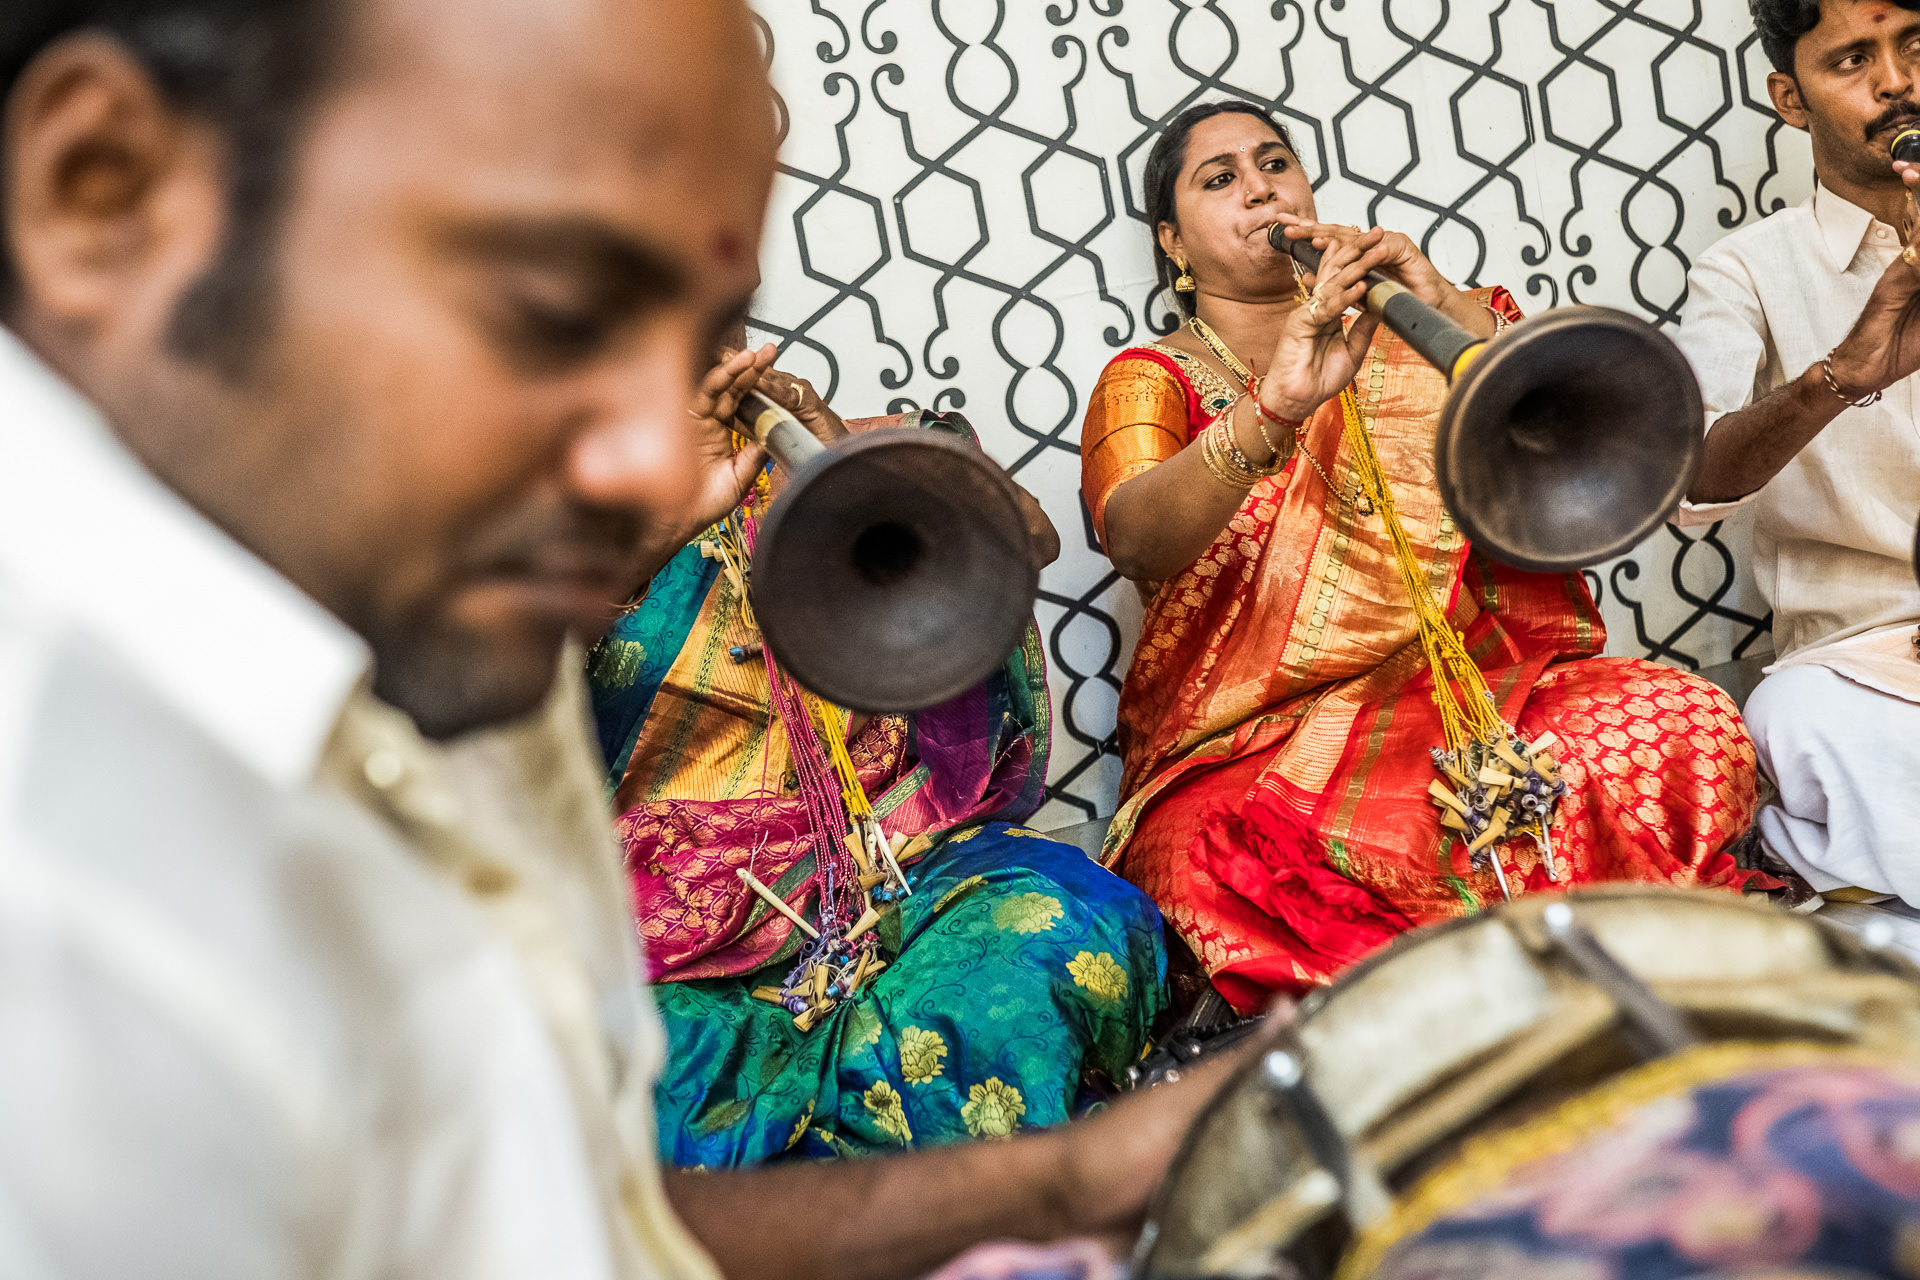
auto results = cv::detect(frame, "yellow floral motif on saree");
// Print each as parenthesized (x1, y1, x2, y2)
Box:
(899, 1026, 948, 1084)
(994, 892, 1065, 934)
(1067, 951, 1129, 1003)
(862, 1081, 912, 1143)
(786, 1100, 814, 1150)
(961, 1078, 1027, 1139)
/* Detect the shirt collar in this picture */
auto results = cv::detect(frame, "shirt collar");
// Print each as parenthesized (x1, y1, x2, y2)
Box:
(1812, 181, 1880, 273)
(0, 328, 370, 788)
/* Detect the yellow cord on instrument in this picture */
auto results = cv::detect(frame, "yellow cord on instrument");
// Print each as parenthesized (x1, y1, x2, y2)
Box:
(808, 694, 875, 823)
(1336, 381, 1566, 892)
(804, 682, 911, 901)
(1335, 386, 1501, 757)
(714, 451, 882, 850)
(1191, 305, 1564, 892)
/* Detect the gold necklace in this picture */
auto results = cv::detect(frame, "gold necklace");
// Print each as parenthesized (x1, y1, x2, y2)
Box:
(1185, 315, 1372, 516)
(1185, 314, 1255, 383)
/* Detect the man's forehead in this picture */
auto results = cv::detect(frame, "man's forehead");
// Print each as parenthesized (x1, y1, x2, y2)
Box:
(1813, 0, 1920, 40)
(349, 0, 768, 154)
(324, 0, 775, 284)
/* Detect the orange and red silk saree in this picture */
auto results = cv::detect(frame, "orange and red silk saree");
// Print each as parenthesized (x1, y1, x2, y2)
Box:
(1083, 290, 1764, 1013)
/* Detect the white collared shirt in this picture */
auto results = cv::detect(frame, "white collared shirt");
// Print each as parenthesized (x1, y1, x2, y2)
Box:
(1675, 184, 1920, 698)
(0, 329, 718, 1280)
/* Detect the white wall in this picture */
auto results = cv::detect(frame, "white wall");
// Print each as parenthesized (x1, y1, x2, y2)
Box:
(749, 0, 1807, 828)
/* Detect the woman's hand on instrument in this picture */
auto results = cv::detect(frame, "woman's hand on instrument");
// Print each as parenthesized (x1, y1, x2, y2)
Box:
(755, 363, 851, 446)
(681, 343, 779, 520)
(1258, 229, 1388, 422)
(612, 344, 778, 592)
(1273, 216, 1497, 342)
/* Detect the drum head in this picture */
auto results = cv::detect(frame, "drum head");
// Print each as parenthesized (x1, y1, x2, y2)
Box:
(1136, 887, 1920, 1280)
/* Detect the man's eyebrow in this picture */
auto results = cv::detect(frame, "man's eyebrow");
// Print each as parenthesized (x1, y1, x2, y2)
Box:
(442, 218, 686, 305)
(1825, 22, 1920, 61)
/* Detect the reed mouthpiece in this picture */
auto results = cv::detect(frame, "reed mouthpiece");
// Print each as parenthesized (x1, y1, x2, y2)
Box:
(1893, 125, 1920, 166)
(1266, 221, 1323, 273)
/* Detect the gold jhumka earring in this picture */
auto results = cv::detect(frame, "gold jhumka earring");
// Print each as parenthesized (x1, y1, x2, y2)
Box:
(1173, 259, 1196, 293)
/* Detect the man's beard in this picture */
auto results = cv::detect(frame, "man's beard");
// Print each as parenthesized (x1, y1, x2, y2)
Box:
(1847, 98, 1920, 186)
(367, 612, 566, 741)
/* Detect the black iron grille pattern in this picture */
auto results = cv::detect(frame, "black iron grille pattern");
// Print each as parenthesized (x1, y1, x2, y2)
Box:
(749, 0, 1793, 826)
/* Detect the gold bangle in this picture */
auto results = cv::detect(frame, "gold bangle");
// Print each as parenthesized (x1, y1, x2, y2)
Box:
(1199, 413, 1257, 489)
(1211, 417, 1258, 488)
(1218, 404, 1261, 476)
(1199, 424, 1244, 489)
(1222, 399, 1284, 478)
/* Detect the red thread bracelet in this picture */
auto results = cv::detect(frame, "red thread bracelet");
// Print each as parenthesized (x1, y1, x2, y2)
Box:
(1245, 376, 1306, 431)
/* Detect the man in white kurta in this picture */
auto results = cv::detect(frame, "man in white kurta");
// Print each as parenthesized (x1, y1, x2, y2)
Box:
(0, 2, 1226, 1277)
(1675, 0, 1920, 904)
(0, 329, 718, 1280)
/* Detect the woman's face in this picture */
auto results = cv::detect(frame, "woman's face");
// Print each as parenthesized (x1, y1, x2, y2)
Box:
(1159, 111, 1317, 304)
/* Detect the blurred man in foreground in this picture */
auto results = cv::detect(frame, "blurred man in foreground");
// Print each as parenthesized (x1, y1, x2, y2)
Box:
(0, 1, 1228, 1276)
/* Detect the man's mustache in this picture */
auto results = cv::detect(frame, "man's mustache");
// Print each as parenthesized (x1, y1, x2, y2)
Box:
(1867, 101, 1920, 140)
(460, 502, 649, 583)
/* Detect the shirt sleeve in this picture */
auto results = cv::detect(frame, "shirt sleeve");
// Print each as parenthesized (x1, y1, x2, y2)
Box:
(1080, 356, 1192, 548)
(1670, 244, 1775, 525)
(1487, 285, 1522, 325)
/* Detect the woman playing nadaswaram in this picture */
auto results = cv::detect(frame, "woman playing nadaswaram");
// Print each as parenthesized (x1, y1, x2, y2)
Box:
(1082, 100, 1770, 1013)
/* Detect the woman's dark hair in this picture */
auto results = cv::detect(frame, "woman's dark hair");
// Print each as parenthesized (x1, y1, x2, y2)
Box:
(0, 0, 340, 373)
(1143, 100, 1295, 318)
(1749, 0, 1826, 75)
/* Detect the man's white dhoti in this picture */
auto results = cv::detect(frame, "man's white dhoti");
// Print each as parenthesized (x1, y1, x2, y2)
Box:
(1746, 663, 1920, 903)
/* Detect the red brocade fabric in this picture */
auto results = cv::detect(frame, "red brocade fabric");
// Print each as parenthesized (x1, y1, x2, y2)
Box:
(1083, 291, 1769, 1013)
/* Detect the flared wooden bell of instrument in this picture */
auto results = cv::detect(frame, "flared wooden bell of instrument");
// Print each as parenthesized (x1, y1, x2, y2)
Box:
(751, 428, 1038, 712)
(1436, 307, 1703, 572)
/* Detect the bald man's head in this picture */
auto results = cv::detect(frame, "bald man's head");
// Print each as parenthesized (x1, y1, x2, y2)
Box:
(3, 0, 779, 736)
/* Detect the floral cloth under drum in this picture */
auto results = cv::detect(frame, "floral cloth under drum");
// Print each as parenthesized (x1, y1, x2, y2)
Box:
(1352, 1045, 1920, 1280)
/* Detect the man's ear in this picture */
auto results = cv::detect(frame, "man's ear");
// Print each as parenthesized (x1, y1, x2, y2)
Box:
(1768, 69, 1811, 130)
(3, 34, 224, 339)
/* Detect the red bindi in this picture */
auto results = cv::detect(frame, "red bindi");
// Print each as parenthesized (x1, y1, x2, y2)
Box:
(712, 230, 745, 264)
